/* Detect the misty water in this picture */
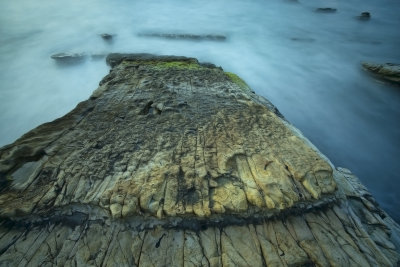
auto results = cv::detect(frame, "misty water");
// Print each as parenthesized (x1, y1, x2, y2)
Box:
(0, 0, 399, 222)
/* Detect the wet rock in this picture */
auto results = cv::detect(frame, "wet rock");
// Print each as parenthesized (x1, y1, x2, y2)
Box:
(357, 11, 371, 20)
(362, 62, 400, 84)
(0, 54, 399, 266)
(50, 52, 86, 64)
(138, 33, 227, 41)
(100, 33, 114, 41)
(315, 7, 337, 13)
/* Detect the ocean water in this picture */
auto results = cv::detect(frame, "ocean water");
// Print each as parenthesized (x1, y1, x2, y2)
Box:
(0, 0, 399, 222)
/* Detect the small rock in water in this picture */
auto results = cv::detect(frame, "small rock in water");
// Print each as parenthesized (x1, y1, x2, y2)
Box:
(315, 7, 337, 13)
(50, 53, 86, 64)
(138, 33, 227, 41)
(290, 37, 315, 42)
(100, 33, 114, 41)
(357, 11, 371, 20)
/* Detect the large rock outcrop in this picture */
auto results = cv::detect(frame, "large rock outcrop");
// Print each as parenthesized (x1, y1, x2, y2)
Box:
(0, 54, 399, 266)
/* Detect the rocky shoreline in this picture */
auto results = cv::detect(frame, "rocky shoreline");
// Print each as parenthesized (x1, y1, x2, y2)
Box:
(0, 54, 399, 266)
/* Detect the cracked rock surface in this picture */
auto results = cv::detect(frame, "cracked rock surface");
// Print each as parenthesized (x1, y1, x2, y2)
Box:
(0, 53, 399, 266)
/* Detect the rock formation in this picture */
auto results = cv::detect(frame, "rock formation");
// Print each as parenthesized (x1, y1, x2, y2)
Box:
(362, 62, 400, 85)
(100, 33, 114, 41)
(51, 53, 86, 65)
(315, 8, 337, 13)
(138, 33, 227, 41)
(0, 53, 399, 266)
(357, 12, 371, 20)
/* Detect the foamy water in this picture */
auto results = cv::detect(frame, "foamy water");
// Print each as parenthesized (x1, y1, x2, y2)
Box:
(1, 0, 399, 221)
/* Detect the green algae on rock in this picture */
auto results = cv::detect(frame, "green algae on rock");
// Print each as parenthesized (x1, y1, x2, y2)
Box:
(225, 72, 253, 93)
(0, 54, 399, 266)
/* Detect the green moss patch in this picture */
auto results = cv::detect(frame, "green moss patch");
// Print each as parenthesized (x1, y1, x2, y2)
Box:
(225, 72, 251, 92)
(153, 61, 203, 69)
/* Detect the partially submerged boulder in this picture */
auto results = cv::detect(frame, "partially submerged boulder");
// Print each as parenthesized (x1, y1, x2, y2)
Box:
(0, 54, 399, 266)
(100, 33, 114, 40)
(138, 33, 227, 41)
(50, 52, 86, 64)
(357, 11, 371, 20)
(362, 62, 400, 84)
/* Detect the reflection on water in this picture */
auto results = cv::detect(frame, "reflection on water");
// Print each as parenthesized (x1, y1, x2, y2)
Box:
(0, 0, 399, 221)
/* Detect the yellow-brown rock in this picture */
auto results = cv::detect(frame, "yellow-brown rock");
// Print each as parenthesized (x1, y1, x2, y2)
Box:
(0, 54, 399, 266)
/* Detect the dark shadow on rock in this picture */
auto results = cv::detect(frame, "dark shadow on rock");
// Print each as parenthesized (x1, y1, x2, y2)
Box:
(138, 33, 227, 41)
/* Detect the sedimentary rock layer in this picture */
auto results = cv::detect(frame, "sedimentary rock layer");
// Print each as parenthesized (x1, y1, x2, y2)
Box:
(0, 54, 399, 266)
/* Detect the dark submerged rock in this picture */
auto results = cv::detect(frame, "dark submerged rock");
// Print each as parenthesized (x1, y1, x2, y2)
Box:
(357, 11, 371, 20)
(100, 33, 114, 40)
(50, 52, 86, 65)
(290, 37, 315, 42)
(315, 7, 337, 13)
(138, 33, 227, 41)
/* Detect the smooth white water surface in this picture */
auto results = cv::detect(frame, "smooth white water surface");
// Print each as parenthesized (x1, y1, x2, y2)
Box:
(1, 0, 399, 221)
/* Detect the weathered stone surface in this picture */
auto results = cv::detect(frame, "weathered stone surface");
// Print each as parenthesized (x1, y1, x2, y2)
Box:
(362, 62, 400, 84)
(0, 53, 399, 266)
(357, 12, 371, 20)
